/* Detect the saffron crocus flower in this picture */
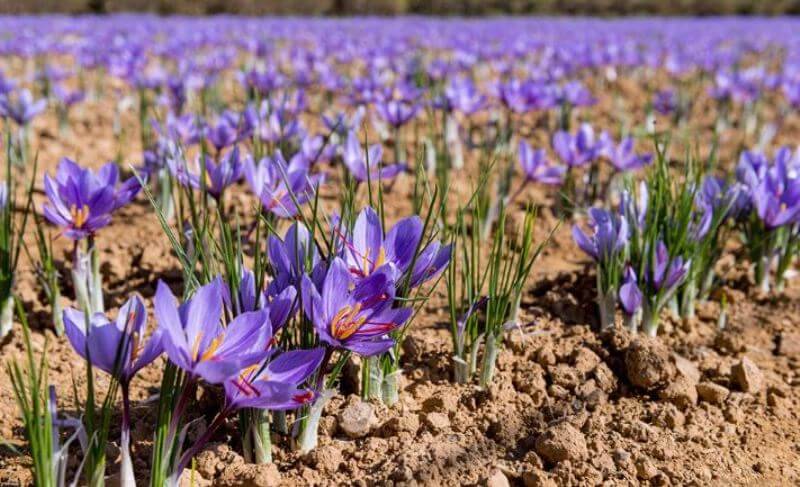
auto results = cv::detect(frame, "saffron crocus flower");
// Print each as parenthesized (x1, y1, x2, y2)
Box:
(62, 294, 162, 384)
(258, 107, 302, 144)
(753, 160, 800, 229)
(619, 267, 642, 317)
(442, 76, 485, 115)
(376, 99, 419, 128)
(339, 207, 452, 288)
(407, 239, 453, 289)
(607, 137, 652, 172)
(53, 84, 85, 108)
(518, 140, 565, 185)
(696, 176, 741, 220)
(267, 221, 323, 296)
(736, 149, 769, 190)
(343, 130, 404, 183)
(301, 134, 335, 164)
(572, 208, 629, 262)
(154, 278, 273, 384)
(340, 207, 417, 279)
(557, 81, 596, 108)
(243, 151, 323, 218)
(63, 294, 162, 487)
(43, 158, 142, 240)
(237, 267, 297, 330)
(0, 89, 46, 126)
(223, 347, 325, 410)
(186, 147, 243, 200)
(619, 182, 648, 231)
(552, 123, 606, 168)
(653, 89, 678, 115)
(650, 241, 690, 292)
(301, 258, 413, 356)
(206, 110, 252, 152)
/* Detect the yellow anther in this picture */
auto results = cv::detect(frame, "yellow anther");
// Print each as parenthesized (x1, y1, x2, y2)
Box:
(70, 204, 90, 228)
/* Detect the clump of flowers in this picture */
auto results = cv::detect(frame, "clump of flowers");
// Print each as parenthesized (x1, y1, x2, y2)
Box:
(736, 147, 800, 293)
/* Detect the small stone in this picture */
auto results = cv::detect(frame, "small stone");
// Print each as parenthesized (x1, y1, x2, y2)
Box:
(672, 354, 700, 383)
(308, 445, 343, 474)
(337, 400, 378, 438)
(777, 332, 800, 356)
(658, 376, 697, 409)
(424, 411, 450, 432)
(731, 357, 763, 394)
(484, 469, 510, 487)
(636, 457, 659, 480)
(696, 382, 730, 405)
(626, 338, 676, 390)
(534, 422, 588, 463)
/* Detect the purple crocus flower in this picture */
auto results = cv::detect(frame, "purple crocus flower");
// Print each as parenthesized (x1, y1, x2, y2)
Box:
(63, 293, 162, 383)
(407, 239, 453, 289)
(653, 89, 678, 115)
(552, 123, 607, 168)
(206, 110, 252, 152)
(343, 131, 404, 183)
(619, 267, 642, 316)
(338, 207, 451, 289)
(243, 151, 323, 218)
(375, 99, 419, 128)
(572, 208, 629, 262)
(753, 152, 800, 229)
(696, 176, 742, 220)
(339, 206, 416, 279)
(258, 106, 302, 144)
(182, 147, 243, 200)
(557, 81, 596, 107)
(607, 137, 652, 172)
(518, 140, 566, 185)
(223, 347, 324, 410)
(301, 134, 335, 164)
(267, 221, 322, 297)
(650, 241, 690, 292)
(619, 182, 649, 230)
(442, 76, 485, 115)
(43, 158, 142, 240)
(0, 89, 46, 126)
(53, 84, 85, 107)
(301, 258, 413, 356)
(736, 150, 770, 189)
(237, 267, 298, 332)
(154, 278, 273, 384)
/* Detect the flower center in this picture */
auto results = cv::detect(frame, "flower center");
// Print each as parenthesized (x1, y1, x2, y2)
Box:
(192, 332, 224, 362)
(330, 302, 366, 340)
(70, 204, 90, 228)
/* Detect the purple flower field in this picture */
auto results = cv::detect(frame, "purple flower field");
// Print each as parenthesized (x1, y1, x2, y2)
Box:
(1, 15, 800, 486)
